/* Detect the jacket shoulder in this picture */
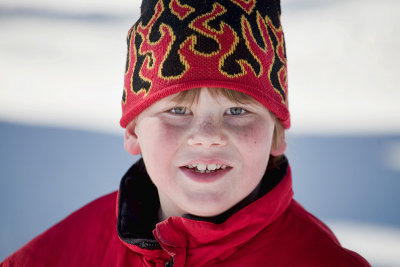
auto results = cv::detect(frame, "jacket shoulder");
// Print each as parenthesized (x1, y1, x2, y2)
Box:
(1, 191, 125, 267)
(286, 200, 371, 266)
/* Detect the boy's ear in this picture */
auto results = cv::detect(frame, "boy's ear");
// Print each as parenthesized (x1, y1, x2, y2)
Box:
(124, 123, 141, 155)
(270, 130, 287, 156)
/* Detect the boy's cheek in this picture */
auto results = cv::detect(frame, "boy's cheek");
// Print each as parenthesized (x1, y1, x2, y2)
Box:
(139, 121, 184, 153)
(225, 122, 273, 146)
(157, 121, 188, 143)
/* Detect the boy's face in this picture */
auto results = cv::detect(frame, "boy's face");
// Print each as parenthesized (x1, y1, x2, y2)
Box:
(125, 87, 286, 219)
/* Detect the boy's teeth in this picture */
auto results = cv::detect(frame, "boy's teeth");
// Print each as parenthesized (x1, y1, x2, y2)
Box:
(186, 163, 228, 171)
(197, 164, 207, 171)
(207, 164, 217, 171)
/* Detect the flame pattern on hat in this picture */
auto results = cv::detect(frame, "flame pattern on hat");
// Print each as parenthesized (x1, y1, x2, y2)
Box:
(121, 0, 289, 128)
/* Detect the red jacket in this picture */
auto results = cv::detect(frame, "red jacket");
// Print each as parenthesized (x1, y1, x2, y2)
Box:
(1, 158, 370, 266)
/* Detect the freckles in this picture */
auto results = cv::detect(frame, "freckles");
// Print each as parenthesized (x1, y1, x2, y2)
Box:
(244, 133, 257, 145)
(249, 131, 262, 146)
(158, 124, 175, 143)
(236, 127, 262, 145)
(231, 124, 272, 151)
(158, 121, 184, 145)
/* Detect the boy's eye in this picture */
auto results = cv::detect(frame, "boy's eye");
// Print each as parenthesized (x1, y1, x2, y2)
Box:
(226, 107, 246, 115)
(170, 107, 190, 115)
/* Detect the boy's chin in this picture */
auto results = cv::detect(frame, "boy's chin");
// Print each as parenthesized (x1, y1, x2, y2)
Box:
(180, 194, 235, 218)
(183, 204, 233, 219)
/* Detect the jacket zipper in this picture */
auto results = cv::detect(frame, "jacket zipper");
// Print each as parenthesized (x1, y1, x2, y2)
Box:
(164, 257, 174, 267)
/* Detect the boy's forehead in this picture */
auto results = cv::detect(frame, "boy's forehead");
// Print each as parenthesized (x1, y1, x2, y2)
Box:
(140, 87, 268, 120)
(168, 87, 261, 106)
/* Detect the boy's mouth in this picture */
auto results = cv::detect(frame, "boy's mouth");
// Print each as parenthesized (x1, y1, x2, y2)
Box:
(179, 161, 232, 183)
(183, 163, 229, 173)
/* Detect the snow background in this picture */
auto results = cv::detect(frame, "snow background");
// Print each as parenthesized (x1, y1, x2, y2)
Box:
(1, 0, 399, 265)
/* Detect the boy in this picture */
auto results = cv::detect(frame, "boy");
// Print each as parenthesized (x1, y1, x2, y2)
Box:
(2, 0, 370, 266)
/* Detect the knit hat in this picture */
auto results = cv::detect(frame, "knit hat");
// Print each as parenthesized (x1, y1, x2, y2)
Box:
(121, 0, 289, 128)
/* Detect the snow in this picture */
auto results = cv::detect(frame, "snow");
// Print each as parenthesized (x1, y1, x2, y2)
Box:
(328, 221, 400, 266)
(1, 0, 399, 134)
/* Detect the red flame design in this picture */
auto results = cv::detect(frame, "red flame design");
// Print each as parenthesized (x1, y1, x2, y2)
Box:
(135, 0, 176, 96)
(231, 0, 256, 14)
(170, 0, 194, 20)
(177, 3, 239, 78)
(266, 16, 287, 102)
(238, 11, 283, 102)
(123, 26, 137, 104)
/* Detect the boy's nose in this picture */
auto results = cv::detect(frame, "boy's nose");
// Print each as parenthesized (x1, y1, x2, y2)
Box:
(187, 119, 227, 148)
